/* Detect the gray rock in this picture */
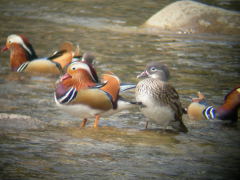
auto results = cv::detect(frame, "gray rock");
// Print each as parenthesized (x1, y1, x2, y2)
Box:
(0, 113, 46, 130)
(142, 0, 240, 34)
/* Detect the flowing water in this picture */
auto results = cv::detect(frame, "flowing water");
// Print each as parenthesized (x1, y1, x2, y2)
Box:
(0, 0, 240, 179)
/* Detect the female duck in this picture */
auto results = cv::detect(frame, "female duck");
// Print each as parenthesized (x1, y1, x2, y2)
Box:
(135, 61, 188, 132)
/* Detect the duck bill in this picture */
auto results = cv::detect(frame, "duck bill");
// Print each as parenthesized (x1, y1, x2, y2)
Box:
(1, 45, 8, 52)
(60, 73, 72, 82)
(137, 71, 148, 79)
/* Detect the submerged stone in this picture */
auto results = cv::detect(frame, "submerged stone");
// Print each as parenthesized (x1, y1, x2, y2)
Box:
(0, 113, 46, 130)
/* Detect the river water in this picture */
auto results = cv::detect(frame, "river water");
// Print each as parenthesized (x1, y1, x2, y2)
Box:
(0, 0, 240, 179)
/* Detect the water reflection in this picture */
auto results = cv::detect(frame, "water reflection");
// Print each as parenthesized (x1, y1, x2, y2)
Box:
(0, 0, 240, 179)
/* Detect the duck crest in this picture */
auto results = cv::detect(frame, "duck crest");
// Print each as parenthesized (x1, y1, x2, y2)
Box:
(86, 63, 98, 83)
(81, 52, 99, 83)
(18, 34, 38, 60)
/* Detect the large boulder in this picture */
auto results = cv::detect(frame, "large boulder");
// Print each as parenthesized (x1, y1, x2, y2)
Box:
(142, 0, 240, 34)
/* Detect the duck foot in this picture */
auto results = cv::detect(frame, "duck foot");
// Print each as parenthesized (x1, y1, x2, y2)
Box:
(94, 115, 100, 128)
(80, 118, 88, 128)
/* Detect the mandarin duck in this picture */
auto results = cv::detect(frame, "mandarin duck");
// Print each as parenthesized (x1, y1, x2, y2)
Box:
(1, 34, 74, 75)
(48, 41, 79, 70)
(54, 61, 136, 128)
(187, 86, 240, 122)
(135, 62, 188, 132)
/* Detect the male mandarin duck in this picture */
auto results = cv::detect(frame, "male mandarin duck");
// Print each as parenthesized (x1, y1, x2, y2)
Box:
(49, 41, 79, 69)
(54, 61, 136, 128)
(1, 34, 76, 74)
(135, 61, 188, 132)
(187, 86, 240, 122)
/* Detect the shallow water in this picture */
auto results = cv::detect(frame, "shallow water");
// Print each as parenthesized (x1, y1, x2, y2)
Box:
(0, 0, 240, 179)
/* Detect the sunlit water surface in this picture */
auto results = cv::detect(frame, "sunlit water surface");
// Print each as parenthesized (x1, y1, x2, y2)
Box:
(0, 0, 240, 179)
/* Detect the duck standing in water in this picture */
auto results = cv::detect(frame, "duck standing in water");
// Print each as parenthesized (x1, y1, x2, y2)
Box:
(54, 61, 136, 128)
(187, 86, 240, 122)
(1, 34, 76, 75)
(135, 61, 188, 132)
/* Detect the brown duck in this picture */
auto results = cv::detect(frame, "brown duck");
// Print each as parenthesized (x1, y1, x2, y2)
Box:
(135, 61, 188, 132)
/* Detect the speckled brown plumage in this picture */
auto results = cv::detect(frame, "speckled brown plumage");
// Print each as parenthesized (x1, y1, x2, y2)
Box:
(135, 61, 188, 132)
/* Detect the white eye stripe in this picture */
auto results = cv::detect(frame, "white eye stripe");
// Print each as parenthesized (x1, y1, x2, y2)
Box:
(70, 62, 95, 80)
(71, 62, 90, 71)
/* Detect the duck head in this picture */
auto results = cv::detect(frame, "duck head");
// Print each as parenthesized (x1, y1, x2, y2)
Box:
(2, 34, 38, 71)
(137, 61, 170, 81)
(59, 62, 97, 90)
(81, 52, 99, 83)
(71, 52, 99, 83)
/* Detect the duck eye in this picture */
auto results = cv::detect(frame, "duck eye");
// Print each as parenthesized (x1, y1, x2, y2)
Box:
(72, 67, 76, 70)
(150, 67, 157, 71)
(237, 88, 240, 93)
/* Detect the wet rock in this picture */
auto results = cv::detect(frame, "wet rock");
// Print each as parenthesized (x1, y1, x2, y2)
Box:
(142, 0, 240, 34)
(0, 113, 46, 130)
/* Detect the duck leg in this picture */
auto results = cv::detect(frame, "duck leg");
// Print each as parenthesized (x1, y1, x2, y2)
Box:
(145, 121, 149, 129)
(80, 118, 88, 128)
(94, 115, 100, 128)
